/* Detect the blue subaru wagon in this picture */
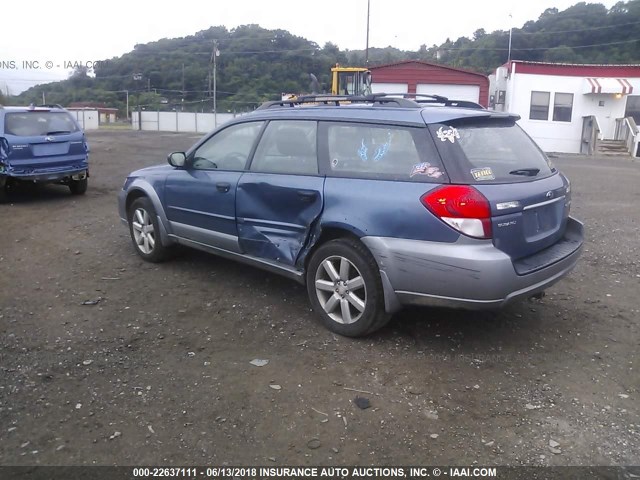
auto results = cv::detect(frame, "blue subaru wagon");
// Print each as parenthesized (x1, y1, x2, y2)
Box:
(0, 105, 89, 201)
(118, 94, 583, 336)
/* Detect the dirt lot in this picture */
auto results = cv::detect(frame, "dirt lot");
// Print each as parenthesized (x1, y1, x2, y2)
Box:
(1, 130, 639, 467)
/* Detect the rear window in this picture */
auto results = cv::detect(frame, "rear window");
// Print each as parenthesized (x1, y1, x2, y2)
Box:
(429, 119, 555, 183)
(4, 112, 79, 136)
(323, 122, 447, 182)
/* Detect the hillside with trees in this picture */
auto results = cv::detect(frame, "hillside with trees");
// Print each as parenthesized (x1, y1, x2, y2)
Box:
(10, 1, 640, 115)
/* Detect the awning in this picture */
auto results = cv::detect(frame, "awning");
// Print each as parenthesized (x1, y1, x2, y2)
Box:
(583, 78, 634, 94)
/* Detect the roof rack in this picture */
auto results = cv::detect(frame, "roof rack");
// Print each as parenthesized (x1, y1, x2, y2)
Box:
(256, 94, 421, 110)
(40, 104, 65, 109)
(395, 93, 485, 109)
(256, 93, 484, 110)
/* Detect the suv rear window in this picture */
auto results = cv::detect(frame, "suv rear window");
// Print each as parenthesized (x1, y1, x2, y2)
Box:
(323, 122, 447, 182)
(429, 118, 555, 183)
(4, 112, 79, 136)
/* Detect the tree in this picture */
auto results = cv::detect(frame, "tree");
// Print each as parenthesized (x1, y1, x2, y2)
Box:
(473, 29, 486, 41)
(544, 45, 580, 63)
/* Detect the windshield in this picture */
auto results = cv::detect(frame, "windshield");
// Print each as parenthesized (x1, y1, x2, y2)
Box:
(4, 111, 79, 136)
(429, 119, 555, 183)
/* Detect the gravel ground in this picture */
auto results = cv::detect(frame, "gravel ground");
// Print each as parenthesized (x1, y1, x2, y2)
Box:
(0, 130, 639, 467)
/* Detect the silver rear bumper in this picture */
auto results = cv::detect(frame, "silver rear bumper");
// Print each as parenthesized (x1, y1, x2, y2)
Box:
(362, 217, 584, 311)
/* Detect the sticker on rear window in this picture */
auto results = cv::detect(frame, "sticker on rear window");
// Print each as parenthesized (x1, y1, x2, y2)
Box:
(410, 162, 444, 178)
(358, 131, 392, 162)
(471, 167, 495, 181)
(436, 126, 460, 143)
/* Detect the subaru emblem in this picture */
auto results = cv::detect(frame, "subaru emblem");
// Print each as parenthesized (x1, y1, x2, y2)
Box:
(546, 191, 554, 199)
(45, 136, 55, 142)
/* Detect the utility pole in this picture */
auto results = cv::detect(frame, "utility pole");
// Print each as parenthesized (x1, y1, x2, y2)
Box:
(507, 13, 513, 62)
(365, 0, 370, 65)
(181, 63, 185, 112)
(118, 90, 130, 121)
(213, 40, 219, 128)
(42, 91, 46, 104)
(208, 41, 214, 108)
(125, 90, 129, 121)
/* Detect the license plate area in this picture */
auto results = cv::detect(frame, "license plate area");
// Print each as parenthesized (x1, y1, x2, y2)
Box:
(32, 142, 70, 156)
(522, 198, 564, 242)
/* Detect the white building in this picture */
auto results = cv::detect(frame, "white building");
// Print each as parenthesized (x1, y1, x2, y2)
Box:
(490, 61, 640, 155)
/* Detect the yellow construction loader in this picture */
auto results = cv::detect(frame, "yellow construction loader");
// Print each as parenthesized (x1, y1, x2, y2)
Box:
(281, 64, 372, 101)
(330, 64, 372, 96)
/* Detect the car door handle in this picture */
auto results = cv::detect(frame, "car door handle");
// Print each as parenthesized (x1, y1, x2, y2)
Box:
(297, 190, 317, 202)
(216, 182, 231, 193)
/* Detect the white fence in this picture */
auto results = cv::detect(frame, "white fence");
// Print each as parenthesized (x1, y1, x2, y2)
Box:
(69, 109, 100, 130)
(131, 111, 242, 133)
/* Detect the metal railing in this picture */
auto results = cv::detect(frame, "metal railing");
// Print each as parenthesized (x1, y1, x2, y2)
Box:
(581, 115, 601, 155)
(614, 116, 639, 156)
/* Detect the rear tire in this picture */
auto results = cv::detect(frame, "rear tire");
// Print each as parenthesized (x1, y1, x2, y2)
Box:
(306, 238, 390, 337)
(69, 178, 88, 195)
(0, 177, 7, 204)
(127, 197, 172, 262)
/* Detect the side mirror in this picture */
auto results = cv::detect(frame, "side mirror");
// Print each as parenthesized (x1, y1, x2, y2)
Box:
(168, 152, 186, 167)
(0, 137, 10, 158)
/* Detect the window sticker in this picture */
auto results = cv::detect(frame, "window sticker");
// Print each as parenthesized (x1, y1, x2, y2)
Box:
(436, 126, 460, 143)
(331, 158, 339, 168)
(410, 162, 444, 178)
(357, 131, 392, 162)
(357, 140, 368, 162)
(471, 167, 495, 181)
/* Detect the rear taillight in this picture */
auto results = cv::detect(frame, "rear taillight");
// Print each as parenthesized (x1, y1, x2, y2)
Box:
(421, 185, 492, 239)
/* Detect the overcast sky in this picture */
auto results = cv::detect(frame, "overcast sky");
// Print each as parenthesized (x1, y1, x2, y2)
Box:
(1, 0, 620, 94)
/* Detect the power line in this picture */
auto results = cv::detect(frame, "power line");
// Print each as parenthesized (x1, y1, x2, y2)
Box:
(439, 37, 640, 52)
(514, 20, 640, 35)
(119, 47, 319, 57)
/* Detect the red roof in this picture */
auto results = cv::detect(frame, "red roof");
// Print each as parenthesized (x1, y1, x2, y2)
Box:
(370, 60, 487, 79)
(503, 60, 640, 78)
(367, 59, 490, 106)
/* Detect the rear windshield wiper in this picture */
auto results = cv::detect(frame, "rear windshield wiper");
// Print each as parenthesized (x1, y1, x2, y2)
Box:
(509, 168, 540, 176)
(45, 130, 72, 135)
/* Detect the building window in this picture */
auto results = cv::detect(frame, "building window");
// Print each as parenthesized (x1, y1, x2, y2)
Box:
(553, 93, 574, 122)
(530, 91, 550, 120)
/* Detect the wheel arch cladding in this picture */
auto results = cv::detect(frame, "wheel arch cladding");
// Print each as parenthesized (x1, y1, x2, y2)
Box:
(125, 185, 172, 245)
(302, 225, 402, 314)
(301, 224, 365, 271)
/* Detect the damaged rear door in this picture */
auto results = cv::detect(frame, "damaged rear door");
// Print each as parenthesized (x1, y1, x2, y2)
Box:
(2, 110, 87, 175)
(236, 120, 323, 267)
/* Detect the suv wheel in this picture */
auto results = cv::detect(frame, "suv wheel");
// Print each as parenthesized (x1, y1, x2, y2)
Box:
(306, 239, 390, 337)
(128, 197, 172, 262)
(69, 178, 88, 195)
(0, 177, 7, 204)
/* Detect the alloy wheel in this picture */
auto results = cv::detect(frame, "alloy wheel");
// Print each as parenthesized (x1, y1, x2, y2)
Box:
(131, 207, 156, 254)
(314, 255, 367, 324)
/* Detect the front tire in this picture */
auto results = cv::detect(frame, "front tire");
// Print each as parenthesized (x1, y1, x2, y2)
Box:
(306, 239, 390, 337)
(128, 197, 172, 262)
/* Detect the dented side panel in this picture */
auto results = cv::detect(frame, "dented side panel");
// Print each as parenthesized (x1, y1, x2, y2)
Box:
(236, 173, 324, 266)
